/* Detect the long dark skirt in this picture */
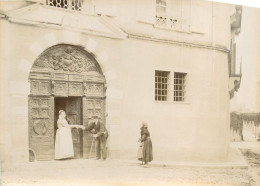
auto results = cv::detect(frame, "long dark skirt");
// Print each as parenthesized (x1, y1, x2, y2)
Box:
(139, 137, 153, 163)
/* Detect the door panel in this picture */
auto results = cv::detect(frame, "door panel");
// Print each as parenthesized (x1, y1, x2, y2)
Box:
(83, 97, 105, 158)
(29, 96, 54, 160)
(65, 98, 83, 158)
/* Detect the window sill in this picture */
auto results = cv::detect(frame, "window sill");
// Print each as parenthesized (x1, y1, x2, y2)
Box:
(154, 101, 190, 105)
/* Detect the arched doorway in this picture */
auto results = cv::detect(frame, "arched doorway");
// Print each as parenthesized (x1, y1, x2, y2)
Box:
(28, 44, 106, 160)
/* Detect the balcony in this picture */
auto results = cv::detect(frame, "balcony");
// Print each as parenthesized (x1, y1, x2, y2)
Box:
(155, 15, 188, 32)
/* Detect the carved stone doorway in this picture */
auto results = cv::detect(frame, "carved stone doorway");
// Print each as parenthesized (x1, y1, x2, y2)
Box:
(28, 44, 106, 161)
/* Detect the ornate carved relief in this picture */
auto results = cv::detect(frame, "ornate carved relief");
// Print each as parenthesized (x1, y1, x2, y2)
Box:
(31, 108, 49, 118)
(31, 99, 39, 107)
(82, 97, 105, 158)
(30, 80, 50, 95)
(51, 80, 55, 95)
(29, 44, 106, 160)
(41, 99, 49, 107)
(85, 99, 104, 120)
(54, 81, 68, 96)
(41, 108, 49, 118)
(33, 120, 48, 136)
(40, 81, 50, 94)
(33, 45, 100, 73)
(32, 108, 40, 118)
(84, 83, 104, 97)
(31, 81, 39, 94)
(69, 82, 83, 96)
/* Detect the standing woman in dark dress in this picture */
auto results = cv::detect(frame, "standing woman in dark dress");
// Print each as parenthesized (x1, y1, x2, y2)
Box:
(138, 121, 153, 168)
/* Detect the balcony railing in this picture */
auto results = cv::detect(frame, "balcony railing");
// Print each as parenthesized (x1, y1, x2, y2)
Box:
(155, 15, 188, 32)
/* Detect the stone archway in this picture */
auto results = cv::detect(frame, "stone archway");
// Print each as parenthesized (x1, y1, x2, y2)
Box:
(28, 44, 106, 160)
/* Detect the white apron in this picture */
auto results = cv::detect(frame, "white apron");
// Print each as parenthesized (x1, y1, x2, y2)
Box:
(55, 119, 74, 159)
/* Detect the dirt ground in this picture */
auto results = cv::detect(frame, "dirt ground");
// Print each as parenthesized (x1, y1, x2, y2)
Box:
(240, 149, 260, 185)
(0, 162, 253, 186)
(1, 142, 260, 186)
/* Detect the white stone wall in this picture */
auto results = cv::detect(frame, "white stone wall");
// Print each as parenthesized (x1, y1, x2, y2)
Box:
(0, 0, 233, 163)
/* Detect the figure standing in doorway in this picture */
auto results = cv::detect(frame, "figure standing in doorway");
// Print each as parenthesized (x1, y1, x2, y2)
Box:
(138, 121, 153, 168)
(84, 116, 108, 160)
(55, 110, 83, 160)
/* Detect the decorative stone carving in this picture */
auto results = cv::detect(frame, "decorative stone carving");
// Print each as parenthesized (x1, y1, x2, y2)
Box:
(40, 81, 50, 94)
(28, 44, 106, 160)
(51, 80, 55, 95)
(30, 80, 50, 95)
(83, 81, 88, 96)
(33, 120, 48, 136)
(31, 81, 39, 94)
(32, 108, 40, 118)
(54, 82, 68, 96)
(84, 83, 103, 96)
(41, 99, 49, 107)
(69, 82, 83, 96)
(33, 45, 100, 73)
(31, 99, 39, 107)
(41, 108, 49, 118)
(85, 99, 104, 120)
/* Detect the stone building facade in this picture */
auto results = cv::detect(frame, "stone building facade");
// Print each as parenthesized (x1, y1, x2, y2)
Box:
(0, 0, 240, 163)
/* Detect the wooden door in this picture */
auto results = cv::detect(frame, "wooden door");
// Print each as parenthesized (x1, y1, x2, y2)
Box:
(82, 97, 105, 158)
(65, 97, 83, 158)
(29, 96, 54, 160)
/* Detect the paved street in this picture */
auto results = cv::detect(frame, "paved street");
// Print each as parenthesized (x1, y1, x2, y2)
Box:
(0, 160, 253, 186)
(1, 142, 260, 186)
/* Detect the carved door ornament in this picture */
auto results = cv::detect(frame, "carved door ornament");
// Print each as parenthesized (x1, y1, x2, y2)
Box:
(83, 81, 88, 96)
(33, 45, 102, 73)
(30, 44, 105, 97)
(29, 44, 106, 160)
(33, 120, 48, 136)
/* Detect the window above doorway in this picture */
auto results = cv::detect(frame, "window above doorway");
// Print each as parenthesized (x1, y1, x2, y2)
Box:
(46, 0, 95, 13)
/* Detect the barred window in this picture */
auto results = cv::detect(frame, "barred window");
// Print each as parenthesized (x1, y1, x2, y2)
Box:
(47, 0, 83, 11)
(155, 71, 170, 101)
(174, 72, 186, 102)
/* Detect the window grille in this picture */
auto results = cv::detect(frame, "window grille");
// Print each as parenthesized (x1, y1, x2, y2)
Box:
(173, 72, 186, 102)
(47, 0, 83, 11)
(155, 71, 170, 101)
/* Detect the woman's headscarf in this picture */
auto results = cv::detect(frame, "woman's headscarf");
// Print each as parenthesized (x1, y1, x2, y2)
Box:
(58, 110, 65, 120)
(141, 121, 148, 128)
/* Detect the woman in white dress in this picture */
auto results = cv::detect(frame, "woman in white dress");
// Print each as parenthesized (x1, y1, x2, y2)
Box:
(55, 110, 83, 160)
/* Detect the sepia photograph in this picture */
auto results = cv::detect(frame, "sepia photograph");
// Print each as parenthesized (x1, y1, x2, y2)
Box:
(0, 0, 259, 185)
